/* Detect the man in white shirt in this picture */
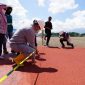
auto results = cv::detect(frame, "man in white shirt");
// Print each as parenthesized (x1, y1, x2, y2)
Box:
(10, 20, 45, 63)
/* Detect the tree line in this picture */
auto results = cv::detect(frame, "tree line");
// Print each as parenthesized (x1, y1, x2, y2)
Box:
(39, 32, 85, 37)
(51, 32, 85, 37)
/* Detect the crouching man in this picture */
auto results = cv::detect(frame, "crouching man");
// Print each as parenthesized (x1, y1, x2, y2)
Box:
(9, 20, 45, 64)
(59, 31, 74, 48)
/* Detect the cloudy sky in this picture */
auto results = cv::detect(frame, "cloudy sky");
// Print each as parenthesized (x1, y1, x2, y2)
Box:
(0, 0, 85, 33)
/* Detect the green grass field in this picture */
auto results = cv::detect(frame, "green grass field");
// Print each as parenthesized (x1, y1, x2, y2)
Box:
(37, 37, 85, 48)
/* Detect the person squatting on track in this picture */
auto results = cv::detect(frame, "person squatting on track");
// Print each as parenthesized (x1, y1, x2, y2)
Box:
(44, 16, 53, 46)
(9, 20, 45, 63)
(59, 31, 74, 48)
(0, 4, 8, 58)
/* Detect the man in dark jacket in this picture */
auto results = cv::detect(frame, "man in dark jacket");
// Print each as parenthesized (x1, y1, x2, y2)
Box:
(44, 16, 53, 46)
(59, 31, 74, 48)
(5, 6, 13, 39)
(2, 6, 13, 54)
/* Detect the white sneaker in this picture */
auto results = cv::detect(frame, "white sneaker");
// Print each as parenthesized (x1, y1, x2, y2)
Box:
(0, 56, 4, 59)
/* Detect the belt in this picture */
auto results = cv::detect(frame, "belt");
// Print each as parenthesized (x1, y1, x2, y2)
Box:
(7, 23, 12, 25)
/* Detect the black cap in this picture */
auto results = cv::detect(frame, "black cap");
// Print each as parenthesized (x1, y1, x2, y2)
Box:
(33, 20, 38, 25)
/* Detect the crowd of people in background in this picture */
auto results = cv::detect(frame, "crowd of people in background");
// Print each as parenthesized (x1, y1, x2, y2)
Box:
(0, 3, 74, 64)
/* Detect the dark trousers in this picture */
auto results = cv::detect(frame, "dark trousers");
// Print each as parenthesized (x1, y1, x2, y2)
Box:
(60, 38, 74, 48)
(45, 29, 51, 45)
(2, 32, 13, 54)
(3, 41, 7, 53)
(2, 36, 8, 54)
(2, 32, 13, 53)
(0, 34, 5, 56)
(35, 36, 37, 47)
(8, 32, 13, 39)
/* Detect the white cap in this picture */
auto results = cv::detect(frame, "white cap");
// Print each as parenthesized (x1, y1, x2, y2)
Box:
(0, 3, 6, 7)
(37, 20, 45, 29)
(0, 4, 7, 13)
(59, 31, 64, 35)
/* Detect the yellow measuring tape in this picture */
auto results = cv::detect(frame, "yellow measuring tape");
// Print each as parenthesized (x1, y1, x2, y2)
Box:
(0, 51, 35, 83)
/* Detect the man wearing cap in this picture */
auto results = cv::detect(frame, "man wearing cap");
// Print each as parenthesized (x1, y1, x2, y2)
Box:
(9, 20, 45, 63)
(0, 4, 7, 58)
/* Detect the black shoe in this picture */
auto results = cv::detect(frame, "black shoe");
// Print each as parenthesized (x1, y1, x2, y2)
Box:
(3, 51, 8, 54)
(46, 43, 49, 46)
(0, 56, 4, 59)
(62, 46, 65, 48)
(71, 44, 74, 48)
(11, 50, 16, 54)
(16, 52, 20, 56)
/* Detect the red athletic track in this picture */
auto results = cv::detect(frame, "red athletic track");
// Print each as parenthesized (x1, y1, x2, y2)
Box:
(0, 46, 85, 85)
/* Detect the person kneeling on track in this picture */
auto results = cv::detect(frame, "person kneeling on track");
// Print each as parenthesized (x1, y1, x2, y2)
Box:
(59, 31, 74, 48)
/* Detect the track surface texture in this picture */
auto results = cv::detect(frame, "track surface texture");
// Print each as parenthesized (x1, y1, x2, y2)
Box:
(0, 46, 85, 85)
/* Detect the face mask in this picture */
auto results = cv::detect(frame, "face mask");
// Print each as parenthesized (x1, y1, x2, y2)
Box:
(6, 10, 12, 14)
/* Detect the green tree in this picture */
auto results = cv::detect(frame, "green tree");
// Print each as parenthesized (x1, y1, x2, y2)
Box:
(68, 32, 80, 37)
